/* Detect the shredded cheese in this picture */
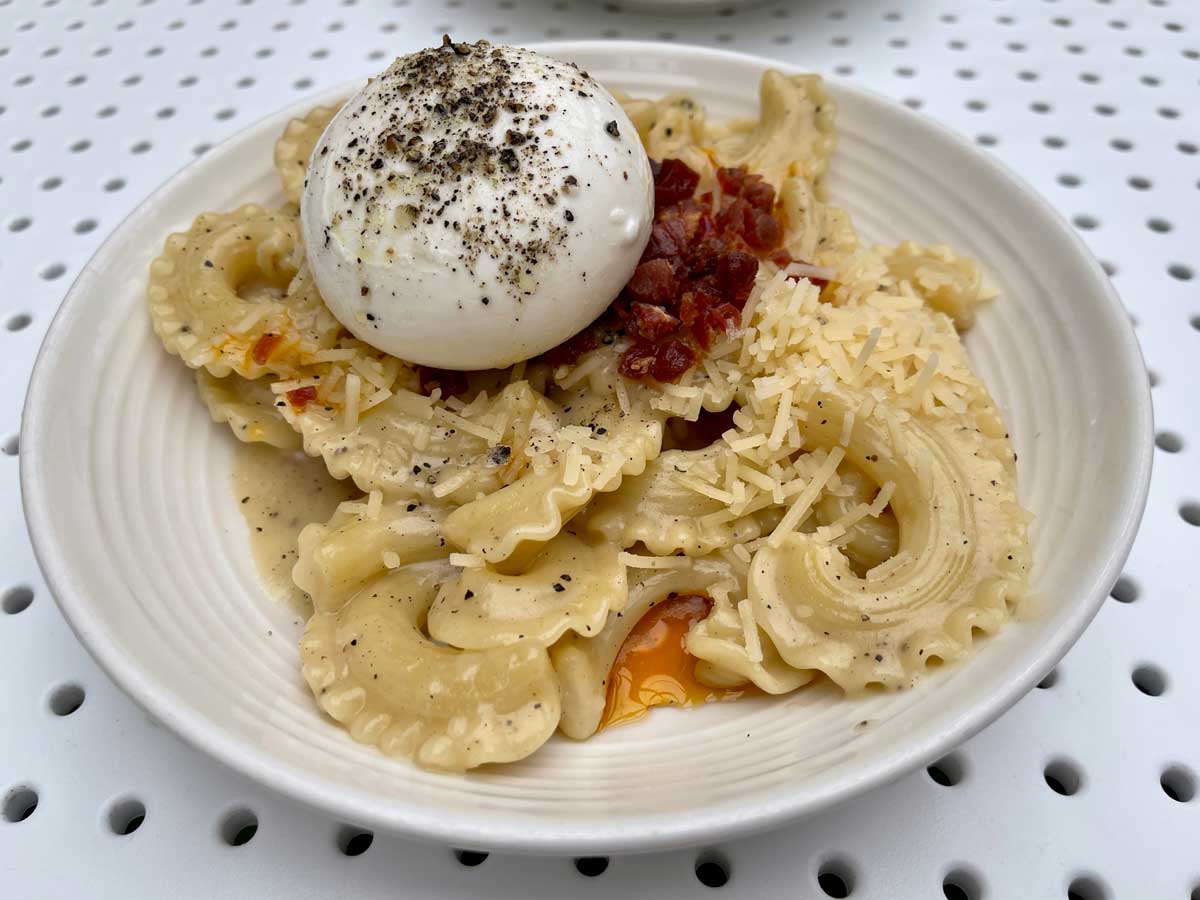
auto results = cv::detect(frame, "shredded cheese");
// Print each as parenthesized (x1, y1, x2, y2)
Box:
(769, 446, 846, 546)
(617, 552, 690, 570)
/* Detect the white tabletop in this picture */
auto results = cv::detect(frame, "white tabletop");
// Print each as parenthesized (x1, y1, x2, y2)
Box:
(1, 1, 1196, 897)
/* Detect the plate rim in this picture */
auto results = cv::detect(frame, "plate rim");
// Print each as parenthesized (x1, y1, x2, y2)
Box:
(20, 39, 1153, 854)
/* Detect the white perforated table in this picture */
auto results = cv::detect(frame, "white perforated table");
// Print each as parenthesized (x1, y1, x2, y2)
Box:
(1, 1, 1197, 897)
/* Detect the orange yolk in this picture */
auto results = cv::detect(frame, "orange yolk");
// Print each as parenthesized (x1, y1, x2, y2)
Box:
(599, 593, 750, 731)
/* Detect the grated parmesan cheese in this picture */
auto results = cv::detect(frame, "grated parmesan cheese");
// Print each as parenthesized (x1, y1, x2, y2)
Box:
(869, 481, 896, 516)
(432, 407, 501, 444)
(617, 552, 690, 570)
(343, 372, 362, 428)
(767, 387, 793, 451)
(769, 446, 846, 546)
(432, 468, 473, 499)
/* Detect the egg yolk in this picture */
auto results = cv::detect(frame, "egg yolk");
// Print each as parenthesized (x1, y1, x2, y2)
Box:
(599, 593, 751, 731)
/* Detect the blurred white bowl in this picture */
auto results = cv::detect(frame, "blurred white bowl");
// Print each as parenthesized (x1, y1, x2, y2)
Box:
(22, 42, 1152, 855)
(585, 0, 771, 12)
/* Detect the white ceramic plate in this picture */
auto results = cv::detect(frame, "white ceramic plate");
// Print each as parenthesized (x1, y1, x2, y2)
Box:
(21, 42, 1152, 855)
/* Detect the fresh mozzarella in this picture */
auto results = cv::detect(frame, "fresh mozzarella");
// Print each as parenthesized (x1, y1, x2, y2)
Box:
(301, 39, 654, 370)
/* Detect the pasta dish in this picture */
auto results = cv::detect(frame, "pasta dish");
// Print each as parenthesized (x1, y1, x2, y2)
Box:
(147, 40, 1030, 772)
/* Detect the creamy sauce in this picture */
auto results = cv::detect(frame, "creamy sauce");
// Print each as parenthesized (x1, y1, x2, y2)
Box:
(231, 442, 358, 615)
(600, 594, 751, 731)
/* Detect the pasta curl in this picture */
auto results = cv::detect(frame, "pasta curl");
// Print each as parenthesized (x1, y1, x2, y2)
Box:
(273, 104, 339, 204)
(148, 205, 341, 378)
(443, 371, 666, 563)
(748, 385, 1028, 692)
(195, 369, 300, 450)
(284, 377, 559, 504)
(301, 561, 561, 771)
(710, 71, 837, 189)
(578, 446, 775, 556)
(293, 498, 449, 612)
(428, 533, 627, 649)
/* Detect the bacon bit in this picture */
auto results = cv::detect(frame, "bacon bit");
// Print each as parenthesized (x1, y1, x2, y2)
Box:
(252, 332, 283, 365)
(715, 250, 759, 306)
(417, 365, 469, 397)
(285, 386, 317, 411)
(643, 216, 688, 261)
(651, 338, 696, 382)
(770, 248, 795, 268)
(624, 258, 676, 305)
(717, 167, 774, 212)
(652, 158, 701, 207)
(616, 341, 656, 379)
(627, 301, 680, 342)
(544, 159, 790, 383)
(539, 325, 599, 368)
(692, 301, 741, 350)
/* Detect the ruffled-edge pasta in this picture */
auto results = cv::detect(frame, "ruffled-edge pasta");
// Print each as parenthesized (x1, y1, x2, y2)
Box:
(148, 205, 342, 379)
(878, 241, 995, 330)
(709, 71, 837, 189)
(443, 375, 666, 563)
(293, 497, 449, 612)
(427, 532, 627, 649)
(301, 561, 561, 771)
(578, 446, 776, 556)
(274, 104, 339, 205)
(685, 570, 814, 696)
(620, 72, 834, 202)
(283, 376, 559, 505)
(776, 176, 859, 269)
(620, 92, 716, 190)
(195, 369, 301, 450)
(812, 464, 900, 575)
(748, 384, 1029, 692)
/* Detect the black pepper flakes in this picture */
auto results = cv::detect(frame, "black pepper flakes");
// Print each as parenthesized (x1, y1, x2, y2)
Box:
(604, 119, 620, 138)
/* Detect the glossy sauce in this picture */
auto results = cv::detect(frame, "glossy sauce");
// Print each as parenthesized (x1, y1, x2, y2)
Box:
(599, 594, 749, 731)
(231, 443, 358, 615)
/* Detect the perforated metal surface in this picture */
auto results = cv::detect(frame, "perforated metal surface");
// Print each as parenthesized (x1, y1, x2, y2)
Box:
(1, 1, 1196, 897)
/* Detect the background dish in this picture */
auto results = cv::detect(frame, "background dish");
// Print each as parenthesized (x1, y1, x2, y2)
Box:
(21, 41, 1150, 854)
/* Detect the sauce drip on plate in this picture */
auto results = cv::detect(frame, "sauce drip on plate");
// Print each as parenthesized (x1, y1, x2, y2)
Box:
(599, 593, 749, 730)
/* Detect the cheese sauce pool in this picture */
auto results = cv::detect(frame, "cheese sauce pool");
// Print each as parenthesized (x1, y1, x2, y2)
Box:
(231, 443, 358, 615)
